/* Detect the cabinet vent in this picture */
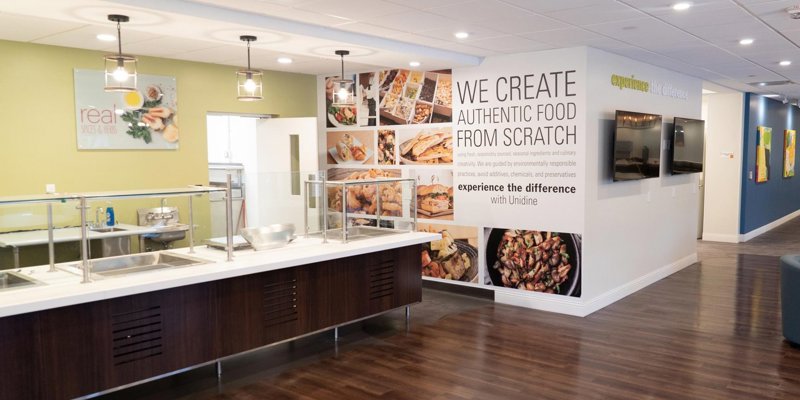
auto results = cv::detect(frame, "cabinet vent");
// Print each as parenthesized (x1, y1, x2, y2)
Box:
(264, 279, 298, 327)
(111, 306, 163, 366)
(369, 260, 394, 300)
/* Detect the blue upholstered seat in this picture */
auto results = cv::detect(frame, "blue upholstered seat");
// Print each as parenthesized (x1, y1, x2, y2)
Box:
(781, 255, 800, 345)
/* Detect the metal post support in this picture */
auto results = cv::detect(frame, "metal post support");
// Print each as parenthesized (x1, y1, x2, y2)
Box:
(188, 194, 195, 254)
(225, 174, 234, 262)
(47, 203, 55, 272)
(79, 197, 91, 284)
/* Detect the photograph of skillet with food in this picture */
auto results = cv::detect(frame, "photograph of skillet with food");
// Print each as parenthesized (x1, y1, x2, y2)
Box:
(484, 228, 581, 297)
(413, 170, 454, 220)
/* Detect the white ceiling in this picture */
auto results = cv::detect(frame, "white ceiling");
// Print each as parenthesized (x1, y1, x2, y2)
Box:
(3, 0, 800, 98)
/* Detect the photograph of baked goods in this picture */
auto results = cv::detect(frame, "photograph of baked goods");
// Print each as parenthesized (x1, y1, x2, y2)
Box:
(377, 129, 396, 165)
(327, 130, 374, 165)
(419, 224, 478, 283)
(398, 127, 453, 165)
(412, 169, 454, 220)
(484, 228, 581, 297)
(326, 168, 404, 228)
(378, 69, 452, 126)
(325, 75, 358, 128)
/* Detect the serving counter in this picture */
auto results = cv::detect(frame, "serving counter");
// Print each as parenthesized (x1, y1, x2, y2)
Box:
(0, 232, 438, 399)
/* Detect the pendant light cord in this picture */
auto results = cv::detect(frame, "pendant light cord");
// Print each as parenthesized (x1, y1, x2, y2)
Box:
(117, 20, 123, 56)
(340, 54, 345, 80)
(247, 39, 252, 70)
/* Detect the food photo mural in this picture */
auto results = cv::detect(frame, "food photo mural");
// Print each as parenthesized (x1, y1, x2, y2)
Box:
(74, 69, 179, 150)
(321, 57, 584, 298)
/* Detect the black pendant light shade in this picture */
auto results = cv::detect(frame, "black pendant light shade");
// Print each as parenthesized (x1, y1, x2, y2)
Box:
(332, 50, 354, 106)
(103, 14, 137, 92)
(237, 35, 263, 101)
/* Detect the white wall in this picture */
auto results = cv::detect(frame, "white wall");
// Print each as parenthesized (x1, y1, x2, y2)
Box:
(582, 48, 702, 312)
(701, 93, 744, 242)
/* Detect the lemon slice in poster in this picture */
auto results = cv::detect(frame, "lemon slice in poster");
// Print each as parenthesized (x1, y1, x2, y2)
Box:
(122, 90, 144, 110)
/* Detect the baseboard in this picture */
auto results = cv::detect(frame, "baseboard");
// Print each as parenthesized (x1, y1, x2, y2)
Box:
(701, 233, 740, 243)
(494, 290, 586, 316)
(422, 278, 495, 300)
(579, 252, 698, 317)
(426, 253, 698, 318)
(740, 209, 800, 242)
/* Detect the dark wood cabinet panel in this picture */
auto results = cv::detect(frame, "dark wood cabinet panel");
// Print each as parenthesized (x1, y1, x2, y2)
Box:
(0, 313, 39, 400)
(0, 244, 422, 399)
(37, 301, 112, 399)
(217, 267, 303, 356)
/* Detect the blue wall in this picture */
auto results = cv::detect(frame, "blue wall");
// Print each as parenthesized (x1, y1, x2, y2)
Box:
(740, 93, 800, 233)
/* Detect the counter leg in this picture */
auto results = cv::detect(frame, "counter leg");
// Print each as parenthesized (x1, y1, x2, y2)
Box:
(216, 360, 222, 378)
(12, 247, 19, 269)
(334, 327, 340, 342)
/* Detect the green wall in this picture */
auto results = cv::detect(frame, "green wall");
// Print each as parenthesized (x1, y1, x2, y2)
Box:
(0, 40, 317, 268)
(0, 39, 316, 194)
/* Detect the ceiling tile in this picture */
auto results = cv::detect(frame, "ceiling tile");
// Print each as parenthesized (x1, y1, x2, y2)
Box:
(0, 13, 84, 42)
(545, 2, 644, 26)
(292, 0, 411, 21)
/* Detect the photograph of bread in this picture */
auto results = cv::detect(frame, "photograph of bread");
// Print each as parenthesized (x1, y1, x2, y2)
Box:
(377, 129, 396, 165)
(413, 169, 454, 220)
(419, 224, 478, 283)
(398, 127, 453, 165)
(327, 130, 374, 165)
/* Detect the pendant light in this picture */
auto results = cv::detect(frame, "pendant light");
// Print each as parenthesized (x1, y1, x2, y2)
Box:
(103, 14, 137, 92)
(236, 35, 263, 101)
(332, 50, 354, 106)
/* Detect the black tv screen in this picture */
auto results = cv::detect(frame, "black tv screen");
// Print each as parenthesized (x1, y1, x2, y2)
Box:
(612, 110, 663, 181)
(670, 117, 704, 174)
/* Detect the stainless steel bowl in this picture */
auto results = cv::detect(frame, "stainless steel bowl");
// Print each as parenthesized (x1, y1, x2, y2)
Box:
(240, 224, 296, 251)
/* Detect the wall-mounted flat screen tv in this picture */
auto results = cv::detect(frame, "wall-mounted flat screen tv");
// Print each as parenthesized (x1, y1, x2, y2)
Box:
(669, 117, 704, 175)
(612, 110, 663, 181)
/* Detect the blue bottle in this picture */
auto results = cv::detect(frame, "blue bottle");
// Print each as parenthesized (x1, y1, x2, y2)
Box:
(106, 206, 115, 226)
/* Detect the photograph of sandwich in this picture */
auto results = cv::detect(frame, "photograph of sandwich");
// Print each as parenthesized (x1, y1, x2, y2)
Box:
(327, 130, 374, 165)
(419, 224, 478, 283)
(413, 169, 454, 220)
(398, 127, 453, 165)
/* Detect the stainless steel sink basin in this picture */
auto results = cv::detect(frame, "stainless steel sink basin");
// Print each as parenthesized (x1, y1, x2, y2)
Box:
(0, 271, 43, 291)
(61, 251, 210, 278)
(89, 226, 127, 233)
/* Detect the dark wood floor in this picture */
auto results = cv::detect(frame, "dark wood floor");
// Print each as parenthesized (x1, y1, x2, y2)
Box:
(99, 218, 800, 400)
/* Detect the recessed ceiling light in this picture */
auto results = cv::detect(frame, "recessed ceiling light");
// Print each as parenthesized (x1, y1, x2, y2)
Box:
(454, 31, 469, 39)
(739, 38, 754, 45)
(780, 60, 792, 66)
(764, 94, 780, 98)
(758, 82, 767, 86)
(96, 33, 116, 42)
(277, 57, 293, 64)
(672, 2, 692, 11)
(409, 61, 421, 67)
